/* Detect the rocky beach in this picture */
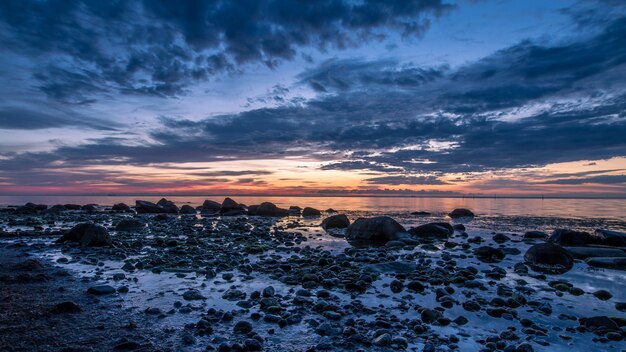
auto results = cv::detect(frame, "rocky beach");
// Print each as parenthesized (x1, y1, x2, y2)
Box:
(1, 198, 625, 352)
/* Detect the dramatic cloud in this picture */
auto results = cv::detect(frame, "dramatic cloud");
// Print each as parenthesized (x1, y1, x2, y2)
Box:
(0, 107, 118, 130)
(0, 1, 625, 195)
(0, 0, 453, 103)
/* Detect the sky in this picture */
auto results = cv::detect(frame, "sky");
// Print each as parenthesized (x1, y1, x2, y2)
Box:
(0, 0, 625, 197)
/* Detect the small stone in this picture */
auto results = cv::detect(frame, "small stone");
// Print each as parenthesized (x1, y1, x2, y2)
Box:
(234, 321, 253, 334)
(51, 301, 81, 314)
(87, 285, 116, 295)
(593, 290, 612, 301)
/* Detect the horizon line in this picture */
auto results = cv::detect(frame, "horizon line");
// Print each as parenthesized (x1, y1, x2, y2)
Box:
(1, 194, 626, 200)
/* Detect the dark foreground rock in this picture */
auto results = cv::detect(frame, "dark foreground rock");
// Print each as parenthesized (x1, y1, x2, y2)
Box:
(115, 219, 144, 232)
(254, 202, 289, 217)
(346, 216, 406, 243)
(135, 199, 178, 214)
(56, 223, 112, 247)
(548, 229, 601, 246)
(320, 214, 350, 230)
(585, 257, 626, 270)
(112, 203, 131, 212)
(201, 199, 222, 213)
(179, 204, 197, 214)
(524, 230, 548, 239)
(524, 243, 574, 274)
(566, 246, 626, 259)
(409, 222, 453, 238)
(302, 207, 321, 217)
(595, 229, 626, 247)
(448, 208, 474, 218)
(473, 246, 505, 263)
(220, 197, 246, 216)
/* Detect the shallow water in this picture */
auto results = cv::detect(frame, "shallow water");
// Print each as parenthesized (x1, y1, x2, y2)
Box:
(1, 195, 626, 220)
(4, 210, 626, 351)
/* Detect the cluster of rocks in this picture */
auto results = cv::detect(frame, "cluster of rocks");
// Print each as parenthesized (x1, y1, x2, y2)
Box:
(2, 203, 626, 350)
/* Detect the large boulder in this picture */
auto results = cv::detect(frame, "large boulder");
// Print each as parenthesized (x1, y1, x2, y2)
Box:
(201, 200, 222, 213)
(64, 204, 82, 210)
(220, 197, 246, 216)
(409, 222, 453, 238)
(179, 205, 197, 214)
(321, 214, 350, 230)
(346, 216, 406, 243)
(156, 198, 179, 213)
(302, 207, 321, 217)
(56, 223, 112, 247)
(448, 208, 474, 218)
(135, 200, 178, 214)
(255, 202, 289, 217)
(115, 219, 144, 232)
(595, 229, 626, 247)
(548, 229, 602, 246)
(524, 243, 574, 274)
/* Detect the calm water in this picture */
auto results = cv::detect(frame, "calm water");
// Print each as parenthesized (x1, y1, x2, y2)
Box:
(1, 195, 625, 220)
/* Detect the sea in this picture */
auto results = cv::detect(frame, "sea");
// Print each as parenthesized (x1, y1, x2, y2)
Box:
(1, 195, 625, 221)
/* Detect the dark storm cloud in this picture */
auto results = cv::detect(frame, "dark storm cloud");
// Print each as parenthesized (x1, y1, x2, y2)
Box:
(0, 0, 453, 103)
(0, 107, 118, 130)
(1, 14, 626, 188)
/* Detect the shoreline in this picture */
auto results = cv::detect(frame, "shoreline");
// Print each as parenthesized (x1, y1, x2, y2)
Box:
(0, 200, 625, 351)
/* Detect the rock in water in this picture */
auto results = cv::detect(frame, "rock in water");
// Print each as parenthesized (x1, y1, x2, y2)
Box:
(409, 222, 453, 238)
(346, 216, 406, 243)
(595, 229, 626, 247)
(448, 208, 474, 218)
(220, 197, 246, 215)
(112, 203, 131, 212)
(548, 229, 601, 246)
(135, 200, 178, 214)
(320, 214, 350, 230)
(523, 230, 548, 239)
(585, 257, 626, 270)
(179, 204, 197, 214)
(115, 219, 144, 232)
(524, 243, 574, 274)
(566, 247, 626, 259)
(156, 198, 179, 213)
(87, 285, 116, 295)
(255, 202, 289, 217)
(56, 223, 112, 247)
(302, 207, 321, 217)
(81, 204, 97, 212)
(201, 200, 221, 213)
(473, 246, 506, 263)
(51, 301, 81, 314)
